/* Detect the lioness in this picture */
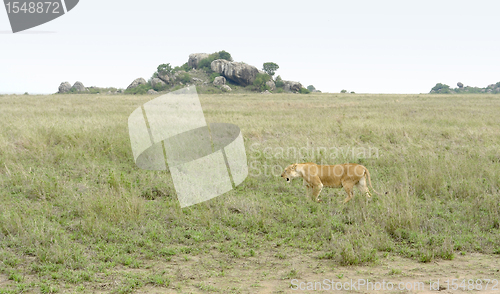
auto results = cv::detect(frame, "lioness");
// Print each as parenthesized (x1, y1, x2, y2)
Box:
(281, 162, 381, 203)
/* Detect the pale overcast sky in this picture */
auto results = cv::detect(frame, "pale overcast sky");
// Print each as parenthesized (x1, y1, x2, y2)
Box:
(1, 0, 499, 94)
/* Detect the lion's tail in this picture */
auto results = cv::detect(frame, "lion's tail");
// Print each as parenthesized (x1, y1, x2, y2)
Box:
(363, 166, 384, 196)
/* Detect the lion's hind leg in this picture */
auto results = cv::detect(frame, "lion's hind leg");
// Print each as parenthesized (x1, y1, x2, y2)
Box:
(356, 177, 372, 199)
(342, 180, 355, 204)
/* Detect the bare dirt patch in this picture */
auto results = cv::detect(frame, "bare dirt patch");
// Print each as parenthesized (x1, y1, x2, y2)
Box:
(96, 251, 500, 294)
(0, 273, 13, 289)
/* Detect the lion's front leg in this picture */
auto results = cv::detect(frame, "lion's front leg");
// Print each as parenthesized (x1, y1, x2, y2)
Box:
(303, 179, 313, 199)
(311, 182, 324, 202)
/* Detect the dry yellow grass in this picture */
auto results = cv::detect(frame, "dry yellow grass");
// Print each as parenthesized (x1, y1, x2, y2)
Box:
(0, 92, 499, 293)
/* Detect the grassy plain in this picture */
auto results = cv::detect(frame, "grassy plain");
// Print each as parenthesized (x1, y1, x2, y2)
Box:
(0, 92, 499, 293)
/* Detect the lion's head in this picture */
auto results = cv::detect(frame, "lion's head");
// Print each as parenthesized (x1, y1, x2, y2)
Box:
(281, 163, 299, 183)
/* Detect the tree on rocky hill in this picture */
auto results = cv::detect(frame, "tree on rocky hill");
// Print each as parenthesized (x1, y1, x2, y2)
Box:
(218, 50, 233, 62)
(263, 62, 279, 77)
(157, 63, 172, 76)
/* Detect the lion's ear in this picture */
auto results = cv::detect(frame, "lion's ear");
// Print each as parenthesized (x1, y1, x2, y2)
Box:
(292, 163, 297, 170)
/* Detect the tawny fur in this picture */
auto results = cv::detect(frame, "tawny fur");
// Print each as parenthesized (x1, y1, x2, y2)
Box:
(281, 162, 382, 203)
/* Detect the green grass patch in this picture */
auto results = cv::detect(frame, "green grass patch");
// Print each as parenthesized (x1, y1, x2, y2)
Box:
(0, 93, 499, 292)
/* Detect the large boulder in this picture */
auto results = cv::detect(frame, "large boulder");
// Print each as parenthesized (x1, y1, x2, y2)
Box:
(157, 73, 170, 84)
(58, 82, 71, 93)
(147, 89, 158, 95)
(211, 59, 259, 86)
(127, 78, 147, 90)
(221, 85, 232, 92)
(283, 80, 303, 92)
(188, 53, 210, 69)
(151, 78, 165, 88)
(266, 79, 276, 91)
(71, 81, 86, 92)
(213, 76, 226, 86)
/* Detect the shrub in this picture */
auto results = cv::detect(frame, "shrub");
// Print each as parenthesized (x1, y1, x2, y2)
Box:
(275, 75, 285, 88)
(217, 50, 233, 61)
(87, 87, 117, 94)
(307, 85, 316, 92)
(173, 63, 191, 73)
(170, 85, 183, 92)
(125, 84, 151, 95)
(253, 73, 271, 92)
(431, 83, 451, 93)
(209, 73, 221, 83)
(152, 82, 168, 92)
(176, 72, 191, 84)
(341, 89, 347, 93)
(198, 58, 213, 71)
(299, 87, 310, 94)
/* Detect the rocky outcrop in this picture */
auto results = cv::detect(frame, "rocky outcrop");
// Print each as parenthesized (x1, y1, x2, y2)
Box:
(283, 80, 303, 92)
(431, 82, 500, 94)
(213, 76, 226, 86)
(127, 78, 147, 90)
(151, 78, 165, 88)
(221, 85, 232, 92)
(147, 89, 158, 95)
(211, 59, 259, 86)
(71, 81, 86, 92)
(192, 77, 205, 84)
(157, 74, 170, 84)
(58, 82, 71, 93)
(266, 80, 276, 91)
(172, 71, 186, 79)
(188, 53, 210, 69)
(261, 90, 271, 95)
